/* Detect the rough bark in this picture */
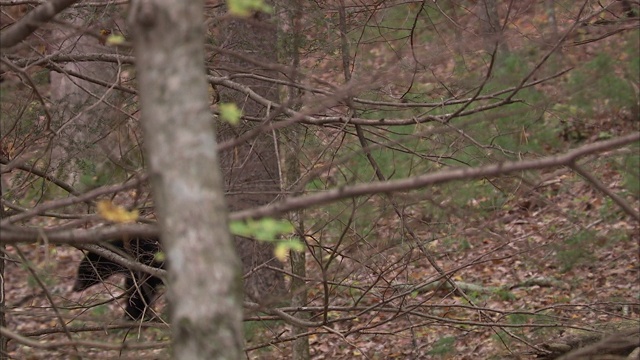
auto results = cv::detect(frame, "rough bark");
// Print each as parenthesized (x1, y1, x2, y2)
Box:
(129, 0, 243, 359)
(277, 1, 309, 358)
(215, 4, 285, 303)
(48, 6, 131, 188)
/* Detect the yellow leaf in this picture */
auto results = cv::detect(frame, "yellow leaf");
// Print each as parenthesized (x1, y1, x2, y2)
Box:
(274, 243, 289, 262)
(97, 200, 138, 223)
(106, 34, 126, 46)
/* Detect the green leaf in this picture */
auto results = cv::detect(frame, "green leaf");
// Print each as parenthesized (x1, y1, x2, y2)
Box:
(229, 219, 303, 260)
(219, 103, 242, 125)
(230, 218, 294, 241)
(274, 239, 304, 261)
(227, 0, 272, 17)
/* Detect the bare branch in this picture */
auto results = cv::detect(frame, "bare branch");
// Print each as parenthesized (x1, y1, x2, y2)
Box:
(570, 163, 639, 220)
(0, 155, 80, 196)
(0, 0, 79, 49)
(230, 133, 640, 221)
(76, 242, 166, 279)
(0, 222, 157, 244)
(0, 174, 148, 225)
(0, 326, 168, 350)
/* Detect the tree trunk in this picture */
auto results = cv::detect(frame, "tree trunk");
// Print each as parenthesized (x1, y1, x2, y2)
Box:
(277, 1, 309, 358)
(48, 6, 131, 188)
(215, 3, 285, 303)
(129, 0, 243, 359)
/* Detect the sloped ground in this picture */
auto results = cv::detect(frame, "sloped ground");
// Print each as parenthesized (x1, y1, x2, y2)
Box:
(3, 3, 638, 359)
(4, 244, 170, 359)
(4, 149, 637, 359)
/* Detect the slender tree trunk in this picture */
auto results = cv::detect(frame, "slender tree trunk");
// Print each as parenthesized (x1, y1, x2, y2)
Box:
(276, 0, 309, 358)
(545, 0, 558, 42)
(129, 0, 243, 359)
(215, 2, 285, 303)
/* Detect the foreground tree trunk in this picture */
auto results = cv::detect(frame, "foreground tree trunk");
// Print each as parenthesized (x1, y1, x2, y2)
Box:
(129, 0, 243, 359)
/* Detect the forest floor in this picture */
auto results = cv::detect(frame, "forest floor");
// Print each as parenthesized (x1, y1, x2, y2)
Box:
(4, 119, 638, 359)
(3, 3, 639, 359)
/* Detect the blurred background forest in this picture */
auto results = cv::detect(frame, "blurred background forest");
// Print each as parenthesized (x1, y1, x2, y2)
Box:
(1, 0, 639, 359)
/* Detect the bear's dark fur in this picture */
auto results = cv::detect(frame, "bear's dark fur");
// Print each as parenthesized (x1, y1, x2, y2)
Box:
(73, 237, 164, 320)
(74, 234, 286, 319)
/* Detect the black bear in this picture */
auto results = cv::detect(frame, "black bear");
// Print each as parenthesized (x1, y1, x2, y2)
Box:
(73, 237, 164, 320)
